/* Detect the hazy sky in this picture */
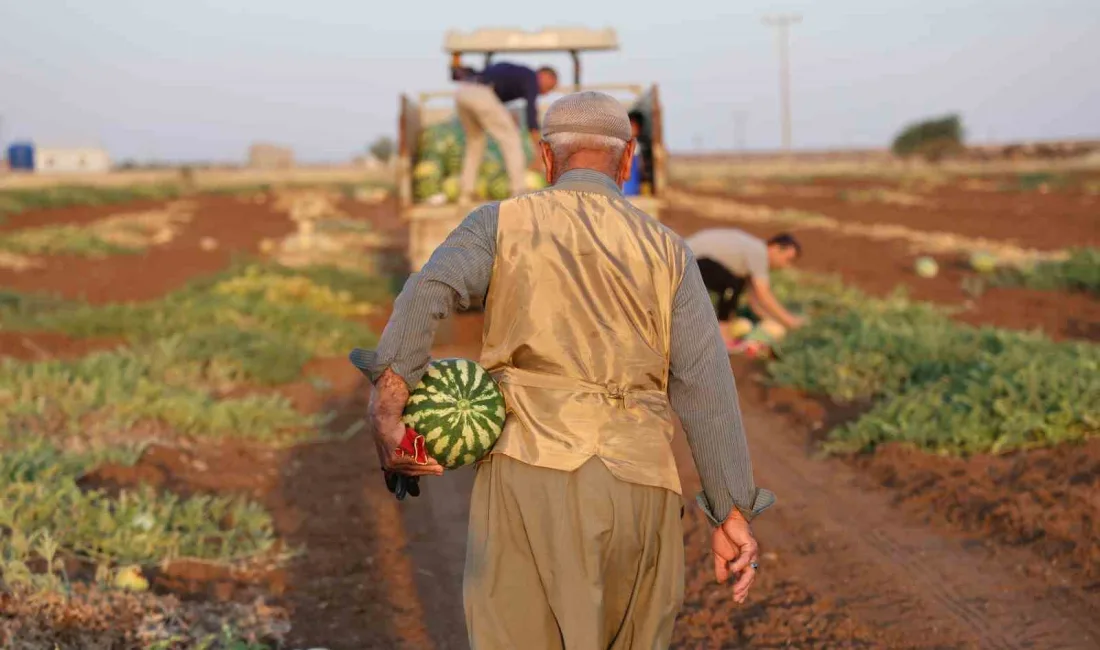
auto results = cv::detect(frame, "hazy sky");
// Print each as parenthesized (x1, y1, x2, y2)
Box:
(2, 0, 1097, 163)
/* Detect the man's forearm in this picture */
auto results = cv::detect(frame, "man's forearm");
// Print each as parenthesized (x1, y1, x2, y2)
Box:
(670, 256, 776, 524)
(371, 368, 410, 421)
(370, 276, 458, 389)
(752, 283, 797, 328)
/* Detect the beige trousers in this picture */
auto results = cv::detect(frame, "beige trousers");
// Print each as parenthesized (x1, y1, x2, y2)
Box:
(464, 455, 685, 650)
(455, 82, 527, 200)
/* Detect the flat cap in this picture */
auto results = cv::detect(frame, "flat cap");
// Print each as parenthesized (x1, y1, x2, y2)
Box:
(541, 91, 632, 142)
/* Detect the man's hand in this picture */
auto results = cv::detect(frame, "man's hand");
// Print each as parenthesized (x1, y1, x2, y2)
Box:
(712, 509, 759, 603)
(369, 370, 444, 477)
(787, 314, 807, 330)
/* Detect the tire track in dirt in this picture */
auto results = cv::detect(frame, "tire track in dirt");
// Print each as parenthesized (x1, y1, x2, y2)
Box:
(735, 378, 1100, 650)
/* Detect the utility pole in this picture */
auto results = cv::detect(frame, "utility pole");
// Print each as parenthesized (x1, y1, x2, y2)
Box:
(733, 110, 748, 150)
(762, 13, 801, 151)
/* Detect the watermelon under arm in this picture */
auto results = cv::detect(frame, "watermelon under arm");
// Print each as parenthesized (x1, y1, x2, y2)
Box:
(402, 359, 506, 469)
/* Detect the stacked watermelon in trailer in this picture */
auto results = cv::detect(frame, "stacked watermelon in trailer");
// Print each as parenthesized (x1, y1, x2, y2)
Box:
(412, 116, 548, 203)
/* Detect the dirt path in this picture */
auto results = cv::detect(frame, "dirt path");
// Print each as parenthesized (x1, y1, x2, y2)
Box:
(733, 400, 1100, 649)
(385, 315, 1100, 649)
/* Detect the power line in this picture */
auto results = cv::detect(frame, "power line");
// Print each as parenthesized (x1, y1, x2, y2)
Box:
(762, 13, 801, 151)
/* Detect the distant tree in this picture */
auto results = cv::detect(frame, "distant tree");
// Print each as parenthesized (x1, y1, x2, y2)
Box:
(891, 114, 965, 161)
(369, 136, 395, 163)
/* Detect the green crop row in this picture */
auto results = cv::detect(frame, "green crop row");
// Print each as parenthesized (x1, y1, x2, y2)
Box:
(768, 271, 1099, 455)
(990, 247, 1100, 296)
(0, 260, 390, 603)
(0, 343, 315, 444)
(0, 262, 389, 442)
(0, 438, 277, 570)
(0, 184, 183, 219)
(3, 261, 387, 386)
(0, 222, 145, 257)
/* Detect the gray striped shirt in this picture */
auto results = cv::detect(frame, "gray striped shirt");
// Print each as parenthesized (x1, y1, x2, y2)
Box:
(366, 169, 775, 524)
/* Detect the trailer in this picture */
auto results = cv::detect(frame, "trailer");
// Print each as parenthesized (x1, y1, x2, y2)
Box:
(397, 27, 668, 272)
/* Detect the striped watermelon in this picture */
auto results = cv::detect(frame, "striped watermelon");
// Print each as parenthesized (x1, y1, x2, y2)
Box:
(402, 358, 506, 469)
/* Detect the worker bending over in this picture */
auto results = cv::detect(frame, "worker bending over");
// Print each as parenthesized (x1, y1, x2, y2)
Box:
(455, 62, 559, 202)
(685, 228, 805, 343)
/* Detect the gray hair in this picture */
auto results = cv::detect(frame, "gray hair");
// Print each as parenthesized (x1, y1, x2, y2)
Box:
(544, 132, 627, 168)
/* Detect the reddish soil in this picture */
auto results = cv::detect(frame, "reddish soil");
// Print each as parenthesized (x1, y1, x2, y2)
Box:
(674, 509, 886, 649)
(663, 206, 1100, 342)
(746, 357, 1100, 587)
(73, 360, 432, 650)
(680, 176, 1100, 250)
(0, 195, 295, 303)
(8, 187, 1099, 648)
(0, 330, 125, 361)
(0, 199, 171, 232)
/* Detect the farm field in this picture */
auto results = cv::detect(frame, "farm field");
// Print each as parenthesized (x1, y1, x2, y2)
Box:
(1, 164, 1098, 649)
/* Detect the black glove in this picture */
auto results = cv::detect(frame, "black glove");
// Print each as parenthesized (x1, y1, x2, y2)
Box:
(384, 471, 421, 500)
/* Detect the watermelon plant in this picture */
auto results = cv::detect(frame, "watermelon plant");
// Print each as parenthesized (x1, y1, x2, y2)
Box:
(0, 345, 315, 443)
(0, 184, 182, 218)
(827, 340, 1099, 454)
(2, 262, 386, 385)
(402, 358, 506, 468)
(0, 437, 279, 571)
(767, 269, 1100, 455)
(991, 247, 1100, 296)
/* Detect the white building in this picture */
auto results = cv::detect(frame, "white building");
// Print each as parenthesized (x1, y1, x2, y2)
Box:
(34, 147, 111, 174)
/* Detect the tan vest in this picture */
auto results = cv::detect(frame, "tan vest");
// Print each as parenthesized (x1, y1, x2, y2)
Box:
(480, 189, 687, 495)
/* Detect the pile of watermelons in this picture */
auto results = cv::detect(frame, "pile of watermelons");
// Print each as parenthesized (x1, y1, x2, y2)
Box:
(413, 116, 547, 203)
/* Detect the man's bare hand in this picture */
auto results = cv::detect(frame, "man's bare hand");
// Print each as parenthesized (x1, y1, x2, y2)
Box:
(369, 370, 444, 477)
(712, 509, 759, 603)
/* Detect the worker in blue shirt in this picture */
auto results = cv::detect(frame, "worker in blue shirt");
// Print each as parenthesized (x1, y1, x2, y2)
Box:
(623, 111, 646, 196)
(455, 62, 558, 202)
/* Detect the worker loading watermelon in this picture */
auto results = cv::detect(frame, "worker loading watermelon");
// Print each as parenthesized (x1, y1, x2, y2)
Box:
(453, 61, 559, 204)
(685, 228, 806, 355)
(352, 91, 773, 649)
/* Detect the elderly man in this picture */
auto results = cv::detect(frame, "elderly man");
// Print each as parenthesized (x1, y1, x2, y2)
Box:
(362, 92, 774, 649)
(455, 61, 559, 202)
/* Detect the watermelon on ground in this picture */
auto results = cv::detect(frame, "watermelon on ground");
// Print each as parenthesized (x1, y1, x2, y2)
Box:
(726, 317, 755, 339)
(402, 358, 506, 469)
(969, 251, 998, 274)
(915, 256, 939, 278)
